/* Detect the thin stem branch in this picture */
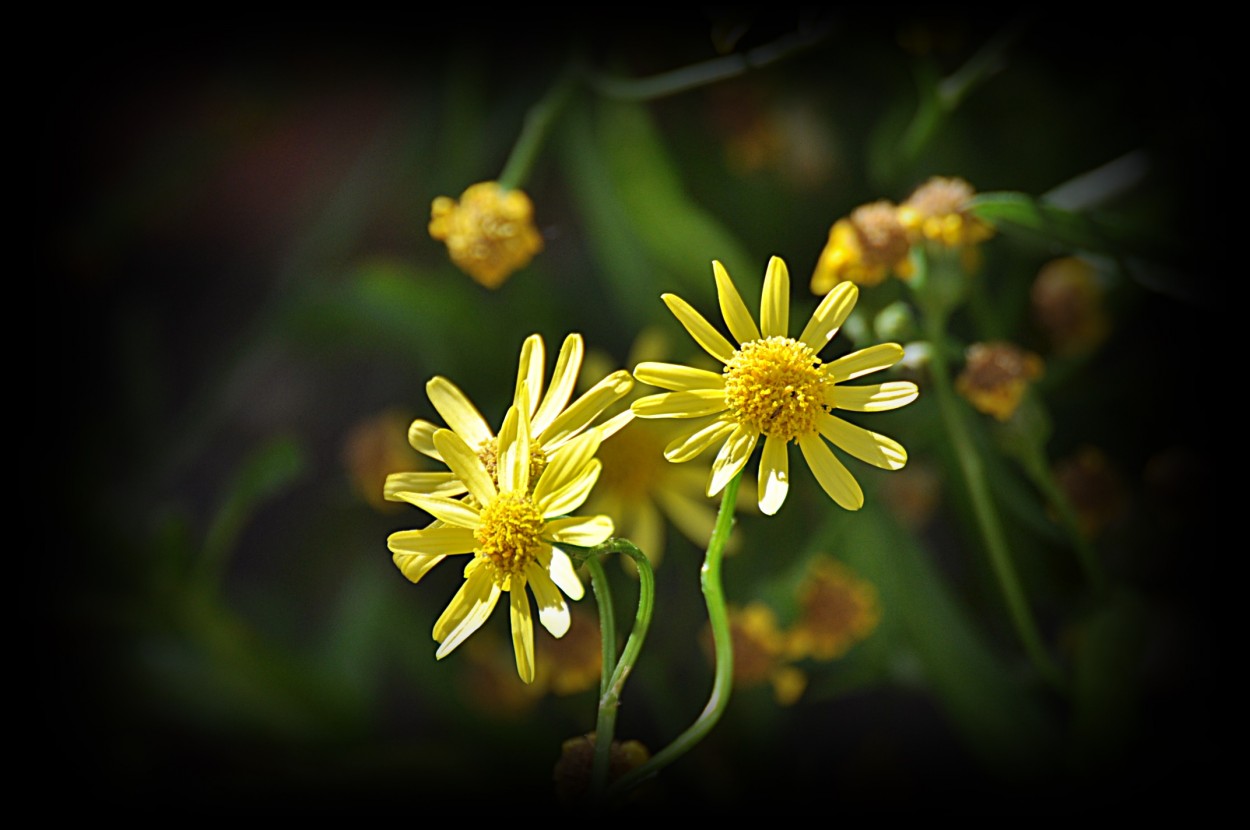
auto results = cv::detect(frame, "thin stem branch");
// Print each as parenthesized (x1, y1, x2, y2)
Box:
(498, 69, 577, 191)
(587, 539, 655, 798)
(607, 471, 742, 798)
(587, 20, 832, 102)
(922, 310, 1066, 691)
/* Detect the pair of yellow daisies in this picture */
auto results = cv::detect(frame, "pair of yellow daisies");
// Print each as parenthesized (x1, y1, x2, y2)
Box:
(386, 256, 918, 682)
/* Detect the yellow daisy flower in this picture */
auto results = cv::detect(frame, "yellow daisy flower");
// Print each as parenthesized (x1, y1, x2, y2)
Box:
(631, 256, 918, 514)
(384, 332, 634, 520)
(386, 398, 613, 683)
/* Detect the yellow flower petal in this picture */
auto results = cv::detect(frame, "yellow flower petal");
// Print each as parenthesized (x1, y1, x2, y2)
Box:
(662, 293, 736, 363)
(434, 565, 501, 652)
(654, 484, 718, 547)
(546, 515, 615, 547)
(391, 551, 446, 584)
(829, 381, 920, 412)
(758, 433, 790, 515)
(510, 585, 536, 684)
(497, 403, 531, 494)
(826, 343, 905, 382)
(537, 459, 602, 517)
(535, 429, 602, 504)
(596, 408, 635, 441)
(426, 376, 493, 449)
(798, 281, 858, 351)
(407, 419, 443, 460)
(431, 428, 496, 503)
(390, 492, 481, 528)
(384, 472, 466, 501)
(817, 412, 908, 470)
(709, 424, 758, 497)
(525, 563, 571, 638)
(798, 433, 864, 510)
(541, 370, 634, 451)
(387, 525, 477, 556)
(533, 333, 584, 436)
(541, 545, 585, 601)
(713, 260, 761, 344)
(515, 334, 545, 419)
(632, 389, 728, 419)
(664, 418, 736, 462)
(761, 255, 790, 338)
(634, 361, 725, 392)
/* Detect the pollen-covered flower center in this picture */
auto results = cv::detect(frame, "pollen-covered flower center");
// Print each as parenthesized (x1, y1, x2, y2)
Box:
(477, 440, 548, 490)
(475, 493, 545, 577)
(723, 336, 831, 439)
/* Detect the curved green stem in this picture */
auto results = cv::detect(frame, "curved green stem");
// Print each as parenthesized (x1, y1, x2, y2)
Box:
(498, 69, 577, 191)
(923, 313, 1066, 691)
(587, 21, 831, 102)
(608, 471, 741, 798)
(584, 555, 618, 700)
(586, 539, 655, 798)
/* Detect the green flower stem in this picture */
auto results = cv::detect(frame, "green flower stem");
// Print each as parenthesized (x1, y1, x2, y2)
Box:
(1017, 438, 1109, 596)
(587, 22, 831, 102)
(608, 470, 742, 798)
(923, 311, 1066, 691)
(584, 555, 618, 701)
(498, 69, 577, 191)
(585, 539, 655, 797)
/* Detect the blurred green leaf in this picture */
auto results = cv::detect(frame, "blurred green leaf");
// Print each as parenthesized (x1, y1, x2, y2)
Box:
(200, 435, 306, 591)
(283, 261, 477, 369)
(594, 98, 755, 295)
(1068, 588, 1149, 772)
(971, 191, 1128, 253)
(831, 501, 1059, 778)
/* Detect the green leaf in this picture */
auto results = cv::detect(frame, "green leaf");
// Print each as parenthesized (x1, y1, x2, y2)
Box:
(200, 435, 306, 590)
(829, 501, 1060, 778)
(594, 98, 755, 296)
(970, 191, 1126, 253)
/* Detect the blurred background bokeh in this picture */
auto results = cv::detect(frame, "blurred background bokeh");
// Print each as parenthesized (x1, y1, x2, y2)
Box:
(49, 11, 1223, 813)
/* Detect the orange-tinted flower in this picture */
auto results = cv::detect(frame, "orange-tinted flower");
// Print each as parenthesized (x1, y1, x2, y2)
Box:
(955, 341, 1044, 422)
(552, 733, 651, 805)
(1031, 256, 1110, 356)
(811, 200, 914, 293)
(788, 557, 881, 661)
(897, 176, 994, 248)
(1053, 445, 1126, 539)
(342, 408, 419, 511)
(707, 602, 806, 705)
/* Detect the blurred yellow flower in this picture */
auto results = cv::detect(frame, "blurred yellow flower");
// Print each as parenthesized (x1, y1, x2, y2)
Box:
(1031, 256, 1110, 356)
(537, 604, 602, 696)
(632, 256, 918, 514)
(580, 330, 745, 569)
(897, 176, 994, 248)
(428, 181, 543, 288)
(810, 200, 913, 293)
(341, 408, 418, 511)
(386, 401, 613, 683)
(707, 602, 805, 705)
(787, 557, 881, 661)
(954, 341, 1044, 422)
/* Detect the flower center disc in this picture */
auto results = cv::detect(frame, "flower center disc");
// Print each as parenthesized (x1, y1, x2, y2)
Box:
(475, 493, 545, 579)
(478, 440, 548, 490)
(723, 336, 831, 439)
